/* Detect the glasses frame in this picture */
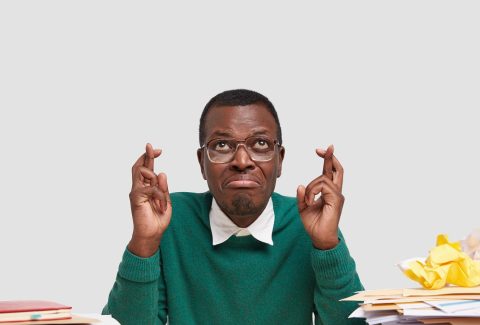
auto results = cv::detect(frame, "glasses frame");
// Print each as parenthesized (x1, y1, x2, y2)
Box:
(201, 136, 281, 164)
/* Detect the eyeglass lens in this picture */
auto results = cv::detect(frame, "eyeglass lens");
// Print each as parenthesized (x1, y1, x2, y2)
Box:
(207, 137, 276, 163)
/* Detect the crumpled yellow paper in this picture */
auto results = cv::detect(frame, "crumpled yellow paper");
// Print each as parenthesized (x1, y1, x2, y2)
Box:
(402, 234, 480, 289)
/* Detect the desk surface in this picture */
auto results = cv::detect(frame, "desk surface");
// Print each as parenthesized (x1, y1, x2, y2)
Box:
(77, 314, 120, 325)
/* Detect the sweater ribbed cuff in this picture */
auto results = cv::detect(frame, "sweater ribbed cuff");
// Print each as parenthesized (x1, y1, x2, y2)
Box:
(311, 238, 355, 279)
(118, 247, 161, 283)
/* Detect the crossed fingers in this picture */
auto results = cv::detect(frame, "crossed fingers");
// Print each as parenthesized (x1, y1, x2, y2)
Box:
(130, 143, 170, 213)
(315, 145, 344, 193)
(132, 143, 162, 188)
(297, 145, 345, 210)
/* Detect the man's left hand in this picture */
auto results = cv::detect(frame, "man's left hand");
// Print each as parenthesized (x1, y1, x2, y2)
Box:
(297, 145, 345, 250)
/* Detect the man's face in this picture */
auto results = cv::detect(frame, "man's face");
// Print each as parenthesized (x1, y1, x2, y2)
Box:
(197, 103, 285, 222)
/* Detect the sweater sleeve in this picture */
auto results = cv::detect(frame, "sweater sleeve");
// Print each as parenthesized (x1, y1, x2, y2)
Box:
(311, 231, 366, 325)
(102, 247, 168, 324)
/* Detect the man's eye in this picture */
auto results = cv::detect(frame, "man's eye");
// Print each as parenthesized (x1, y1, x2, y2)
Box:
(252, 139, 270, 150)
(214, 141, 232, 151)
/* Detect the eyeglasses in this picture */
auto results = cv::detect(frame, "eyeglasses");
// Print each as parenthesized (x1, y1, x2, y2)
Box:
(201, 136, 280, 164)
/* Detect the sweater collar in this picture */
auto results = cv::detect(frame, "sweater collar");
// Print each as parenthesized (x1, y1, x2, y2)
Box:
(209, 197, 275, 246)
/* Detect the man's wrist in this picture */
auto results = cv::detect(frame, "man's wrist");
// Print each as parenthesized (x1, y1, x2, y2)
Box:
(128, 236, 161, 258)
(312, 237, 339, 250)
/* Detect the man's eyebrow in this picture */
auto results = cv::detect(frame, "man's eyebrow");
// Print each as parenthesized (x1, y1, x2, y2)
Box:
(249, 129, 270, 136)
(209, 130, 235, 138)
(209, 128, 272, 138)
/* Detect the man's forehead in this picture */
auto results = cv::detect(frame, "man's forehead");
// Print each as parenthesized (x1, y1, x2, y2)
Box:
(203, 105, 277, 138)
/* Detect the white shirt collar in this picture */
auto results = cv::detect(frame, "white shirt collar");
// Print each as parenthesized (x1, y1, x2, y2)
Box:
(209, 197, 275, 246)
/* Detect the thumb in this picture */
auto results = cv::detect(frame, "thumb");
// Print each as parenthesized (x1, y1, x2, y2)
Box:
(296, 185, 307, 212)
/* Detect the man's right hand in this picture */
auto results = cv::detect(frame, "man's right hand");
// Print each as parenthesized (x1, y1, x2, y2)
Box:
(127, 143, 172, 257)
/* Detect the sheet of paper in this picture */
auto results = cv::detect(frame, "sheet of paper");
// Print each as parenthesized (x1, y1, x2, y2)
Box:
(397, 302, 432, 310)
(349, 307, 401, 324)
(341, 292, 367, 301)
(421, 318, 480, 325)
(348, 307, 366, 319)
(363, 289, 405, 297)
(365, 297, 432, 304)
(425, 300, 480, 313)
(403, 308, 480, 317)
(361, 301, 431, 312)
(362, 303, 399, 311)
(365, 295, 480, 305)
(366, 314, 401, 324)
(381, 320, 424, 325)
(366, 296, 458, 304)
(404, 286, 480, 297)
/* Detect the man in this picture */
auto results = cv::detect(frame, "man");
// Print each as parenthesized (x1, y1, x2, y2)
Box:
(103, 89, 365, 324)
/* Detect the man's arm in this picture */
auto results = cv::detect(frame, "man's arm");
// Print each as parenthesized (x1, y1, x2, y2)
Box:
(311, 231, 365, 325)
(102, 249, 167, 324)
(297, 146, 365, 324)
(103, 144, 172, 324)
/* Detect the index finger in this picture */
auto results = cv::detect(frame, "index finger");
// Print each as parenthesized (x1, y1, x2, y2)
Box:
(331, 154, 344, 192)
(157, 172, 171, 213)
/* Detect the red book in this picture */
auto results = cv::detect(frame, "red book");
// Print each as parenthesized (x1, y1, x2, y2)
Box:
(0, 301, 72, 323)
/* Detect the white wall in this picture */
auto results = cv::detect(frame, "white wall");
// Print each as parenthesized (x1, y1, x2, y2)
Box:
(1, 0, 479, 313)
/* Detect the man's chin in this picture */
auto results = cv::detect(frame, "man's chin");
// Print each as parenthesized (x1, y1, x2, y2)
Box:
(216, 192, 264, 218)
(231, 193, 255, 214)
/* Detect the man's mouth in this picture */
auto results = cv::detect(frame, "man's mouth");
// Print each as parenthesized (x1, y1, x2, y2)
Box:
(224, 176, 261, 189)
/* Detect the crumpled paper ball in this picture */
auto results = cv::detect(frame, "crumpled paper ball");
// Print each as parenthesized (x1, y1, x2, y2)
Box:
(462, 228, 480, 261)
(399, 234, 480, 289)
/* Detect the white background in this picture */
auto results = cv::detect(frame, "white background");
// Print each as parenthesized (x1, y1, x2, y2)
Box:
(1, 0, 479, 314)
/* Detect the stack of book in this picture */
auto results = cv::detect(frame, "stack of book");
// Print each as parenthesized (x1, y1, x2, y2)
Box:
(0, 301, 98, 324)
(0, 300, 72, 323)
(345, 286, 480, 325)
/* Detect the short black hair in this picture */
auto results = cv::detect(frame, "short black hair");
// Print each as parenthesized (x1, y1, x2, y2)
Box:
(199, 89, 282, 146)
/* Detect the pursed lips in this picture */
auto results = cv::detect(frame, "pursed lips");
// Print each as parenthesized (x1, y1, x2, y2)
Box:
(224, 175, 262, 189)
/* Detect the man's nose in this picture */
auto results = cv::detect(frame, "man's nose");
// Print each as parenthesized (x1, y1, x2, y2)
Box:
(230, 145, 255, 171)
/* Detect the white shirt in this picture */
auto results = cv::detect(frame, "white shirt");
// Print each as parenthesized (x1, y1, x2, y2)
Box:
(209, 197, 275, 246)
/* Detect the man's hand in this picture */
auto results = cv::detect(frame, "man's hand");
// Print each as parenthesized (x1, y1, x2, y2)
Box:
(127, 143, 172, 257)
(297, 145, 344, 250)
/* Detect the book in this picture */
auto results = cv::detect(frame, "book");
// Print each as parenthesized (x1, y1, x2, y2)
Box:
(0, 314, 100, 325)
(0, 300, 72, 323)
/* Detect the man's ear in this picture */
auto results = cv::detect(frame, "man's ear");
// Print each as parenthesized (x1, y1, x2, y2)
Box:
(276, 146, 285, 178)
(197, 148, 207, 180)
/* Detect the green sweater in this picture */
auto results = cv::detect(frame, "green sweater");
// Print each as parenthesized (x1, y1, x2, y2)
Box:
(103, 192, 365, 325)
